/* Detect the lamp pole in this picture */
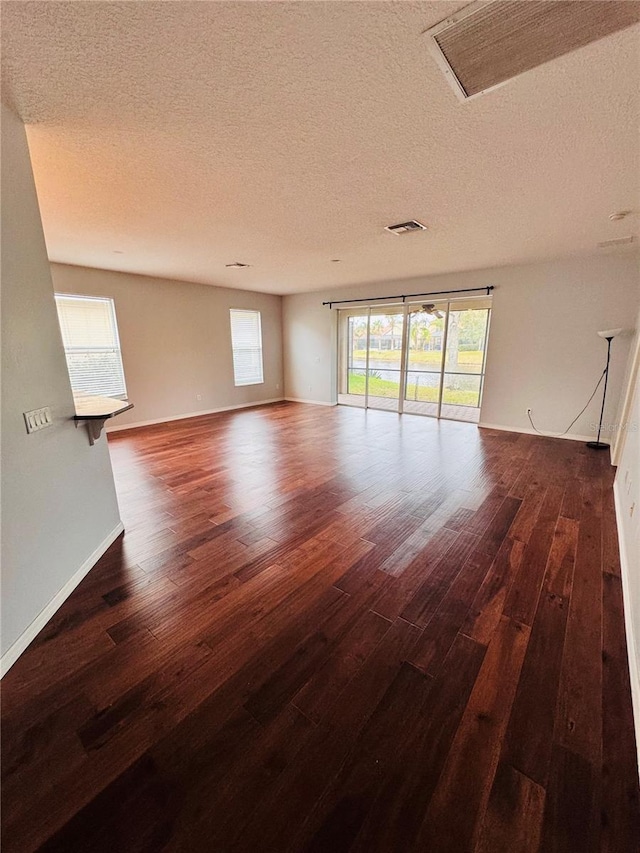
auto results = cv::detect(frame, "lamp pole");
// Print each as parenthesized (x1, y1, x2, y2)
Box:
(587, 335, 613, 450)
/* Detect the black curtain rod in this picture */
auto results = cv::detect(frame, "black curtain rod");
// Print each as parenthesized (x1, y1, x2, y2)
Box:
(322, 285, 493, 308)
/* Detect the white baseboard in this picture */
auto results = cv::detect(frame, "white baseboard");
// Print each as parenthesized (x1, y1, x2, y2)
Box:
(106, 398, 286, 433)
(0, 521, 125, 678)
(478, 422, 593, 443)
(613, 480, 640, 775)
(284, 397, 337, 407)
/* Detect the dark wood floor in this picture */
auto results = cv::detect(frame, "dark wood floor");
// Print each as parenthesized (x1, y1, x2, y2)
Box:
(2, 402, 639, 852)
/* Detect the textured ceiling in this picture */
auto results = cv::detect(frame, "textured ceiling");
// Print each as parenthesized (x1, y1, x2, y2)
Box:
(2, 1, 639, 295)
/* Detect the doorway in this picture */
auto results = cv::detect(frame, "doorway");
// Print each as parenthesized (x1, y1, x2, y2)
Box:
(337, 296, 491, 423)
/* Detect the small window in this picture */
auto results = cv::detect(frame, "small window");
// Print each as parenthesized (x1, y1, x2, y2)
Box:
(55, 294, 127, 399)
(230, 309, 264, 386)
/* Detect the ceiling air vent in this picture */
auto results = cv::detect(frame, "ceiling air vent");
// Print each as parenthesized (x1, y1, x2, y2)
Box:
(385, 220, 427, 235)
(425, 0, 640, 102)
(597, 236, 635, 249)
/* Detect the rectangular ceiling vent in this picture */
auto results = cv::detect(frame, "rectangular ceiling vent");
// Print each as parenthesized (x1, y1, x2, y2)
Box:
(597, 236, 635, 248)
(385, 220, 427, 235)
(425, 0, 640, 102)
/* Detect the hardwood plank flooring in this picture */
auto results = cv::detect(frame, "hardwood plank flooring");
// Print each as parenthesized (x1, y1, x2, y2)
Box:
(1, 402, 638, 852)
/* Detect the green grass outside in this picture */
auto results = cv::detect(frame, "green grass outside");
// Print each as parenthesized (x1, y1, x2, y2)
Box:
(351, 349, 483, 367)
(347, 374, 480, 406)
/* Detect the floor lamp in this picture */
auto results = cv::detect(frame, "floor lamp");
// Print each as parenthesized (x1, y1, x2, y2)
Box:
(587, 328, 623, 450)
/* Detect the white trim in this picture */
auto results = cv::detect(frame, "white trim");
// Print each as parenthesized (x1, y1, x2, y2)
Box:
(613, 481, 640, 774)
(0, 521, 125, 678)
(611, 326, 640, 466)
(478, 422, 593, 443)
(284, 397, 337, 407)
(105, 398, 285, 433)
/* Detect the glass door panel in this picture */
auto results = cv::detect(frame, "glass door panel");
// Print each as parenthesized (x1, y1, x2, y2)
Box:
(403, 306, 446, 416)
(338, 312, 369, 407)
(366, 310, 404, 412)
(441, 301, 490, 423)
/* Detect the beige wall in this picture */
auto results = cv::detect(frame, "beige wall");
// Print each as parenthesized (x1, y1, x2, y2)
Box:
(50, 264, 284, 429)
(1, 106, 122, 670)
(283, 254, 640, 441)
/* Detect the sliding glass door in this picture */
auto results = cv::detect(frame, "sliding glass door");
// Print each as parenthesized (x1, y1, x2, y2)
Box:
(338, 307, 407, 413)
(366, 309, 405, 412)
(403, 307, 445, 417)
(441, 299, 491, 422)
(341, 311, 369, 407)
(338, 296, 491, 423)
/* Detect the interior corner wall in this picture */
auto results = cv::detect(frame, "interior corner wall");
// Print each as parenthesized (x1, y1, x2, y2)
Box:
(1, 105, 122, 671)
(49, 264, 284, 430)
(613, 306, 640, 762)
(282, 254, 640, 440)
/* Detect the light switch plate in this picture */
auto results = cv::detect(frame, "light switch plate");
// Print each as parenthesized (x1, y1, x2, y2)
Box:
(24, 407, 53, 434)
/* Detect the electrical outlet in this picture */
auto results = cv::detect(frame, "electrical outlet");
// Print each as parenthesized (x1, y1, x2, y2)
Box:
(24, 407, 53, 434)
(196, 394, 202, 401)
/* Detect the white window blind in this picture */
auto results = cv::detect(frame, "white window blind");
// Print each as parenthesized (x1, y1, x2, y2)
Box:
(230, 309, 264, 386)
(55, 294, 127, 399)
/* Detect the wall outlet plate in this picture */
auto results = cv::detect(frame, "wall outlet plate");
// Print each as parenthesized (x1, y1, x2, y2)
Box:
(24, 407, 53, 434)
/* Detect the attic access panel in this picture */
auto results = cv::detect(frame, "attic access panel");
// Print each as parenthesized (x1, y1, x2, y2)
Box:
(425, 0, 640, 101)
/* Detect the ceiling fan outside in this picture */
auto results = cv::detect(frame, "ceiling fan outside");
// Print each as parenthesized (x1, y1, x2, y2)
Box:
(409, 302, 444, 318)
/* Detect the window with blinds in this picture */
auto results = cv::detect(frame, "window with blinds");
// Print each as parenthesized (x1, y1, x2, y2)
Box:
(230, 309, 264, 386)
(55, 294, 128, 399)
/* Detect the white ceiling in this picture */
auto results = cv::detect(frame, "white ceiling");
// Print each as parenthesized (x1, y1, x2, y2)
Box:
(2, 1, 639, 295)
